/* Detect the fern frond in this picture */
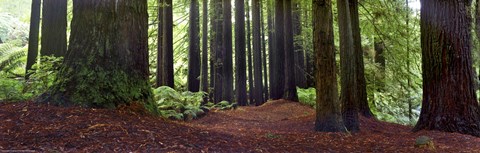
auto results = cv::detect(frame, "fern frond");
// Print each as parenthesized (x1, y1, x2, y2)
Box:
(0, 47, 26, 72)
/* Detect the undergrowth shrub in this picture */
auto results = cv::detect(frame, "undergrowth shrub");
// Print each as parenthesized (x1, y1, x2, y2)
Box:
(297, 87, 316, 108)
(152, 86, 236, 121)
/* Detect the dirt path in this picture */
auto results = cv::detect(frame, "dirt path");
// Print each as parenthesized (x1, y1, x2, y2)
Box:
(1, 100, 480, 152)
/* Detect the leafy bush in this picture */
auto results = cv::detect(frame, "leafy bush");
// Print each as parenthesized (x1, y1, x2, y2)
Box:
(153, 86, 207, 120)
(297, 87, 316, 108)
(0, 77, 29, 101)
(23, 56, 63, 97)
(152, 86, 237, 120)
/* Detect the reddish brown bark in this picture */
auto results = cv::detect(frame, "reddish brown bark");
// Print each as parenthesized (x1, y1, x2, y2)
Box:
(413, 0, 480, 137)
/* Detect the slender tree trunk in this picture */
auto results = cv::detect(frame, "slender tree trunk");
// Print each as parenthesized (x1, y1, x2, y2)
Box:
(209, 0, 216, 102)
(349, 0, 372, 118)
(314, 0, 346, 132)
(235, 0, 248, 106)
(271, 0, 285, 100)
(261, 1, 269, 101)
(253, 0, 265, 105)
(246, 0, 254, 105)
(374, 37, 385, 91)
(283, 0, 298, 102)
(188, 0, 200, 92)
(201, 0, 209, 103)
(26, 0, 41, 78)
(223, 0, 233, 102)
(38, 0, 151, 108)
(293, 0, 306, 88)
(305, 6, 315, 88)
(41, 0, 67, 57)
(413, 0, 480, 137)
(156, 0, 164, 88)
(337, 0, 359, 132)
(163, 0, 174, 88)
(267, 0, 274, 100)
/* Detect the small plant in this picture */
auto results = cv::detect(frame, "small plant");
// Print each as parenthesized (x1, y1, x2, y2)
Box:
(297, 87, 316, 108)
(23, 56, 63, 97)
(153, 86, 207, 121)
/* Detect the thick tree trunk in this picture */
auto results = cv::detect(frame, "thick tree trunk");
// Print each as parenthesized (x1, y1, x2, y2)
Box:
(188, 0, 200, 92)
(337, 0, 359, 132)
(293, 0, 307, 88)
(235, 0, 248, 106)
(314, 0, 346, 132)
(38, 0, 151, 108)
(213, 0, 224, 103)
(26, 0, 41, 78)
(253, 0, 264, 105)
(283, 0, 298, 102)
(41, 0, 67, 57)
(223, 0, 233, 102)
(246, 0, 254, 105)
(201, 0, 209, 103)
(349, 0, 372, 118)
(413, 0, 480, 137)
(271, 0, 285, 100)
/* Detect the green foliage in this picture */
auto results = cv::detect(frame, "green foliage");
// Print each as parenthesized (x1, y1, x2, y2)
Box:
(153, 86, 207, 120)
(0, 77, 28, 101)
(152, 86, 237, 120)
(0, 43, 27, 76)
(297, 87, 316, 108)
(24, 56, 62, 97)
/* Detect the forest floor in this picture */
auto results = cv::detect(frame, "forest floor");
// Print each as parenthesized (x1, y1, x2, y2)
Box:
(1, 100, 480, 152)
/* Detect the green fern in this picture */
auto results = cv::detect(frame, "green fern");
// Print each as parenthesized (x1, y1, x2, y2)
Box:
(0, 43, 26, 76)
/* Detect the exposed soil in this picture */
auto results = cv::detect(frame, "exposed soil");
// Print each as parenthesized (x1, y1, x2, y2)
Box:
(1, 100, 480, 152)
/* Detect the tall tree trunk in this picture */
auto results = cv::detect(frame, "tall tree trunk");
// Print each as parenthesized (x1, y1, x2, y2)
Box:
(246, 0, 254, 105)
(267, 0, 274, 100)
(293, 0, 306, 88)
(337, 0, 359, 132)
(314, 0, 346, 132)
(188, 0, 200, 92)
(156, 0, 165, 88)
(201, 0, 209, 103)
(26, 0, 41, 78)
(283, 0, 298, 102)
(253, 0, 265, 105)
(223, 0, 233, 102)
(41, 0, 67, 57)
(305, 6, 315, 88)
(235, 0, 248, 106)
(413, 0, 480, 137)
(213, 0, 224, 103)
(261, 1, 269, 101)
(349, 0, 372, 118)
(163, 0, 174, 88)
(209, 0, 216, 102)
(38, 0, 151, 108)
(271, 0, 285, 100)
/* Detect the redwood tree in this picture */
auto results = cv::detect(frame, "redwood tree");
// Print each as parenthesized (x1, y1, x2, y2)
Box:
(314, 0, 346, 132)
(349, 0, 372, 118)
(283, 0, 298, 102)
(271, 0, 285, 100)
(41, 0, 67, 57)
(252, 0, 264, 105)
(337, 0, 359, 132)
(293, 0, 307, 88)
(413, 0, 480, 137)
(235, 0, 248, 106)
(162, 0, 174, 88)
(26, 0, 41, 78)
(188, 0, 200, 92)
(200, 0, 209, 103)
(223, 0, 233, 102)
(38, 0, 151, 108)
